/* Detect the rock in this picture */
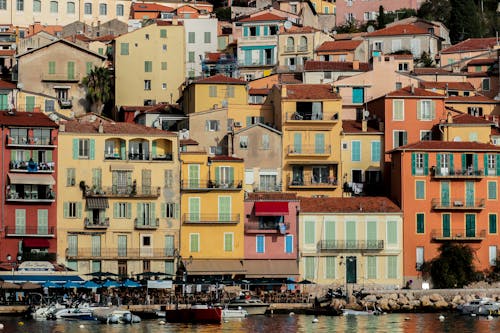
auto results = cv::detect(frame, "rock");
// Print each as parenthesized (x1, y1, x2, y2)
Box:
(420, 296, 432, 307)
(406, 293, 415, 301)
(451, 295, 462, 304)
(433, 300, 449, 309)
(409, 300, 421, 308)
(397, 296, 409, 306)
(388, 293, 398, 300)
(377, 299, 390, 312)
(388, 299, 400, 310)
(401, 304, 413, 311)
(364, 295, 377, 302)
(429, 293, 443, 302)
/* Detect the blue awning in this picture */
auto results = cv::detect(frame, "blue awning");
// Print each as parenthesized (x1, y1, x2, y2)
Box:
(0, 275, 84, 283)
(240, 45, 275, 50)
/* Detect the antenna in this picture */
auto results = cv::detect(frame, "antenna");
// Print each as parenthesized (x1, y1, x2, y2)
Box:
(284, 21, 292, 30)
(363, 110, 370, 120)
(367, 25, 375, 33)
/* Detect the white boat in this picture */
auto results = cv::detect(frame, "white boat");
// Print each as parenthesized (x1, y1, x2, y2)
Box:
(227, 295, 269, 315)
(222, 306, 248, 319)
(32, 303, 66, 320)
(93, 308, 141, 324)
(52, 304, 110, 320)
(458, 298, 500, 316)
(342, 303, 383, 316)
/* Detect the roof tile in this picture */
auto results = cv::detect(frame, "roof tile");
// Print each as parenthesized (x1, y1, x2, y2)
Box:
(366, 24, 429, 37)
(239, 12, 286, 22)
(316, 40, 363, 52)
(304, 60, 370, 72)
(419, 81, 475, 91)
(390, 140, 500, 152)
(0, 111, 57, 127)
(63, 116, 176, 136)
(386, 86, 445, 98)
(194, 74, 247, 85)
(440, 38, 499, 54)
(282, 84, 340, 100)
(300, 197, 400, 213)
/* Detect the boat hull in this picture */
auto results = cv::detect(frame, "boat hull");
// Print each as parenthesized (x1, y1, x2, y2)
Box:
(227, 304, 268, 315)
(164, 308, 222, 323)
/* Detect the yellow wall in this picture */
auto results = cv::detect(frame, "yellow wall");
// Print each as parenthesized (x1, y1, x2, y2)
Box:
(115, 22, 185, 107)
(341, 131, 383, 184)
(184, 82, 248, 114)
(445, 101, 499, 115)
(309, 0, 335, 14)
(180, 152, 245, 260)
(442, 125, 492, 143)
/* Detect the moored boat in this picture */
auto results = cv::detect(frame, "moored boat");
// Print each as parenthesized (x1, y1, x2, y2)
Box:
(93, 308, 141, 324)
(222, 306, 248, 319)
(164, 304, 222, 323)
(227, 295, 269, 315)
(458, 298, 500, 316)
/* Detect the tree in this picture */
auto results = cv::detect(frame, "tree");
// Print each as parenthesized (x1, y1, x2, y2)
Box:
(377, 6, 386, 29)
(417, 0, 452, 23)
(448, 0, 482, 43)
(416, 51, 435, 67)
(82, 66, 113, 115)
(420, 243, 479, 288)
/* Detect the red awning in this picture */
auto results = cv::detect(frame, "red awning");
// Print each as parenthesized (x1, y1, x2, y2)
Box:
(23, 239, 50, 248)
(254, 202, 289, 216)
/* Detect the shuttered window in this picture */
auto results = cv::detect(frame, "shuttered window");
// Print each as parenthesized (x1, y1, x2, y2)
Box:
(190, 233, 199, 252)
(367, 257, 377, 279)
(416, 213, 425, 233)
(304, 220, 315, 245)
(387, 256, 397, 279)
(490, 214, 497, 234)
(387, 221, 397, 245)
(15, 209, 25, 234)
(351, 140, 361, 161)
(37, 209, 48, 235)
(325, 256, 335, 279)
(164, 235, 174, 256)
(285, 235, 293, 253)
(256, 235, 265, 253)
(68, 235, 78, 256)
(224, 232, 233, 252)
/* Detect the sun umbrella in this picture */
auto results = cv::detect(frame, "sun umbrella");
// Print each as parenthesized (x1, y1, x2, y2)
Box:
(42, 281, 61, 288)
(102, 279, 121, 288)
(0, 281, 20, 289)
(85, 272, 119, 279)
(20, 282, 41, 290)
(83, 280, 101, 288)
(298, 279, 315, 285)
(63, 281, 82, 288)
(121, 279, 141, 288)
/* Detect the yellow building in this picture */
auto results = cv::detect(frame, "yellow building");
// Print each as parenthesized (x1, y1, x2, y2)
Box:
(445, 95, 500, 116)
(179, 142, 246, 280)
(114, 21, 185, 108)
(57, 114, 180, 277)
(309, 0, 336, 15)
(271, 83, 343, 197)
(440, 112, 495, 143)
(341, 120, 383, 196)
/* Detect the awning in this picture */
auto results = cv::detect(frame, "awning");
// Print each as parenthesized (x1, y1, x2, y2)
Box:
(0, 274, 84, 284)
(23, 239, 50, 248)
(244, 260, 299, 278)
(188, 260, 246, 275)
(255, 202, 289, 216)
(110, 164, 134, 171)
(288, 161, 339, 165)
(86, 198, 109, 209)
(8, 173, 55, 185)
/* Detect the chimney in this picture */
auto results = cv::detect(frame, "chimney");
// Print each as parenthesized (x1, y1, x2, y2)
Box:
(410, 84, 415, 95)
(361, 118, 367, 132)
(446, 112, 453, 124)
(378, 121, 384, 132)
(172, 17, 178, 25)
(352, 60, 359, 70)
(281, 86, 287, 98)
(98, 121, 104, 133)
(59, 123, 65, 132)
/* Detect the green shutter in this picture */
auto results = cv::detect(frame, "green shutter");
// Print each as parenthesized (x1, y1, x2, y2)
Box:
(63, 202, 69, 218)
(89, 139, 95, 160)
(76, 202, 82, 218)
(152, 141, 157, 156)
(416, 213, 424, 233)
(416, 180, 425, 199)
(224, 233, 232, 251)
(48, 61, 55, 74)
(352, 140, 360, 161)
(473, 154, 478, 171)
(161, 203, 166, 218)
(488, 181, 497, 200)
(484, 154, 489, 175)
(387, 221, 397, 245)
(449, 154, 454, 173)
(46, 150, 52, 162)
(243, 27, 249, 37)
(367, 222, 377, 249)
(387, 256, 397, 279)
(218, 196, 231, 221)
(151, 203, 156, 224)
(37, 209, 48, 235)
(189, 197, 200, 222)
(346, 221, 356, 248)
(190, 234, 199, 252)
(120, 141, 126, 159)
(293, 133, 302, 153)
(160, 29, 167, 38)
(72, 138, 79, 159)
(462, 154, 466, 171)
(126, 203, 132, 218)
(367, 256, 376, 279)
(416, 100, 422, 119)
(26, 96, 35, 111)
(314, 133, 325, 154)
(113, 203, 118, 218)
(246, 116, 251, 126)
(496, 155, 500, 176)
(304, 221, 315, 245)
(325, 257, 335, 279)
(437, 154, 441, 171)
(423, 153, 429, 175)
(67, 61, 75, 80)
(324, 220, 335, 241)
(215, 166, 220, 184)
(489, 214, 497, 234)
(86, 62, 93, 74)
(442, 214, 450, 237)
(411, 153, 416, 175)
(229, 167, 234, 184)
(137, 203, 144, 225)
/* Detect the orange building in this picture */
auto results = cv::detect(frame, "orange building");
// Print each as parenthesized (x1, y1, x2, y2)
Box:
(389, 141, 500, 287)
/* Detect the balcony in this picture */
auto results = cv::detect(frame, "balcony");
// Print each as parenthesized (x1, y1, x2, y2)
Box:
(84, 217, 110, 229)
(41, 72, 81, 82)
(288, 175, 338, 189)
(5, 226, 55, 237)
(297, 45, 308, 52)
(182, 213, 240, 224)
(10, 160, 55, 173)
(6, 190, 56, 203)
(181, 179, 243, 191)
(285, 111, 339, 123)
(84, 186, 160, 199)
(284, 46, 295, 53)
(431, 198, 485, 210)
(287, 144, 331, 156)
(431, 229, 486, 242)
(238, 60, 276, 67)
(6, 135, 56, 148)
(66, 248, 175, 260)
(22, 252, 56, 261)
(317, 240, 384, 251)
(104, 151, 173, 161)
(431, 167, 485, 179)
(134, 218, 160, 229)
(245, 221, 290, 234)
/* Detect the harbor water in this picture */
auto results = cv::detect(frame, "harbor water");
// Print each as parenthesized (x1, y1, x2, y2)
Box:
(3, 313, 500, 333)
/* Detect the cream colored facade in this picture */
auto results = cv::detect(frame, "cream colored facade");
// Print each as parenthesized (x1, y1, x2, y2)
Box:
(309, 0, 335, 14)
(0, 0, 131, 28)
(57, 114, 180, 276)
(114, 21, 185, 107)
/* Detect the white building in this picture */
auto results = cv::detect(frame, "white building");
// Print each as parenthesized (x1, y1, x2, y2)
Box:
(183, 18, 218, 79)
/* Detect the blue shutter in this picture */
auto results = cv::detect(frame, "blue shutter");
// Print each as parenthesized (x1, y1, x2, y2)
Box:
(72, 139, 79, 159)
(352, 87, 364, 103)
(285, 235, 293, 253)
(371, 141, 380, 162)
(256, 235, 264, 253)
(89, 139, 95, 160)
(243, 27, 249, 37)
(293, 133, 302, 153)
(352, 141, 361, 161)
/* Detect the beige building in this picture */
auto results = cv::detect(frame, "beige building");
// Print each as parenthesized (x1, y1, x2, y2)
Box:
(16, 39, 106, 115)
(0, 0, 131, 28)
(114, 21, 185, 108)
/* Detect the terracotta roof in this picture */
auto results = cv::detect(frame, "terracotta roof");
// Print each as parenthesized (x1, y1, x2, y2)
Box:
(491, 127, 500, 136)
(391, 54, 414, 59)
(412, 68, 454, 75)
(467, 58, 496, 66)
(419, 81, 475, 91)
(180, 138, 198, 145)
(342, 120, 382, 133)
(466, 72, 490, 78)
(239, 12, 286, 22)
(121, 104, 168, 112)
(440, 38, 499, 54)
(447, 113, 494, 125)
(92, 34, 116, 42)
(157, 20, 183, 26)
(365, 24, 429, 37)
(193, 74, 247, 85)
(280, 26, 318, 34)
(304, 60, 370, 72)
(63, 116, 176, 136)
(386, 86, 445, 98)
(0, 111, 57, 127)
(0, 49, 15, 56)
(246, 192, 298, 201)
(300, 197, 400, 213)
(280, 73, 302, 84)
(132, 3, 174, 12)
(316, 40, 363, 52)
(249, 88, 270, 95)
(282, 84, 340, 100)
(0, 80, 16, 89)
(208, 155, 244, 162)
(389, 140, 500, 152)
(446, 95, 498, 103)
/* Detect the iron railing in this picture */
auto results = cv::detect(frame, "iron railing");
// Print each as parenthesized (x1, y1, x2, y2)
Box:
(430, 228, 486, 241)
(317, 240, 384, 251)
(182, 213, 240, 224)
(431, 198, 485, 210)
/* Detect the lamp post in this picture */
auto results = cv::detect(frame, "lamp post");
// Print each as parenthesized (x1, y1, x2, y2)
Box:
(6, 254, 21, 280)
(207, 159, 212, 188)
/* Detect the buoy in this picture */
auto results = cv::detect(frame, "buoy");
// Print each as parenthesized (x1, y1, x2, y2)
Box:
(79, 324, 85, 328)
(17, 322, 23, 326)
(289, 312, 295, 316)
(487, 315, 493, 321)
(224, 320, 229, 323)
(159, 320, 166, 325)
(471, 313, 477, 317)
(0, 323, 4, 329)
(404, 317, 410, 321)
(438, 315, 445, 321)
(312, 317, 319, 323)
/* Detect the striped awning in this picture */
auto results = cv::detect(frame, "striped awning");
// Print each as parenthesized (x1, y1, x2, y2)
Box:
(8, 173, 55, 185)
(86, 198, 109, 209)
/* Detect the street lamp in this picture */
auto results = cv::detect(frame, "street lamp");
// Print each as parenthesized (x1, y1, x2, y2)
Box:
(6, 254, 21, 279)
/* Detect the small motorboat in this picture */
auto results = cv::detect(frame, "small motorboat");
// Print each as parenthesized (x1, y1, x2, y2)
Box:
(222, 306, 248, 319)
(458, 298, 500, 316)
(342, 303, 383, 316)
(227, 294, 269, 315)
(164, 304, 222, 323)
(93, 308, 141, 324)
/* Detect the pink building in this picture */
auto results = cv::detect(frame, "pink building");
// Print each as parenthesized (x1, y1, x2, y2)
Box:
(244, 193, 300, 281)
(335, 0, 424, 26)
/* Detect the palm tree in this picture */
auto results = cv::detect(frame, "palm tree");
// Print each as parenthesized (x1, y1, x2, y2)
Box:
(82, 66, 112, 115)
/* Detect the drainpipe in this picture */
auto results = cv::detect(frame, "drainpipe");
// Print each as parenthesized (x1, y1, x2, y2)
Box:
(177, 147, 183, 271)
(1, 125, 4, 259)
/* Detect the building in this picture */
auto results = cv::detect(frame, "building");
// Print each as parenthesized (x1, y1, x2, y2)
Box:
(439, 38, 500, 68)
(315, 40, 367, 62)
(15, 39, 106, 116)
(439, 112, 495, 144)
(389, 141, 500, 287)
(57, 114, 180, 276)
(271, 83, 343, 197)
(303, 60, 370, 84)
(0, 111, 58, 266)
(114, 21, 185, 108)
(299, 197, 403, 287)
(183, 18, 218, 79)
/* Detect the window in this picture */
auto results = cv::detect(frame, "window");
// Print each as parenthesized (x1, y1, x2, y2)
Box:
(48, 61, 56, 74)
(262, 134, 270, 149)
(415, 180, 425, 199)
(206, 120, 219, 131)
(162, 83, 167, 90)
(488, 181, 497, 200)
(227, 86, 235, 98)
(84, 2, 91, 14)
(387, 221, 397, 246)
(204, 32, 211, 43)
(259, 173, 277, 191)
(99, 3, 107, 15)
(487, 154, 497, 175)
(490, 246, 497, 266)
(64, 202, 80, 218)
(371, 141, 380, 162)
(398, 63, 409, 71)
(387, 256, 397, 279)
(418, 100, 434, 120)
(395, 82, 402, 90)
(367, 257, 377, 279)
(162, 44, 167, 51)
(120, 43, 129, 55)
(164, 169, 173, 188)
(352, 87, 364, 104)
(304, 257, 316, 279)
(416, 213, 425, 233)
(256, 235, 265, 253)
(144, 61, 152, 72)
(91, 260, 101, 273)
(188, 32, 195, 43)
(483, 78, 490, 91)
(351, 140, 361, 162)
(16, 0, 23, 11)
(116, 4, 124, 16)
(416, 247, 424, 270)
(161, 62, 167, 70)
(66, 168, 76, 186)
(188, 51, 195, 63)
(50, 1, 58, 13)
(137, 203, 156, 226)
(78, 139, 89, 158)
(33, 0, 41, 12)
(489, 214, 497, 234)
(468, 107, 483, 116)
(393, 100, 404, 120)
(239, 136, 248, 149)
(209, 86, 217, 97)
(0, 0, 6, 10)
(412, 153, 428, 175)
(144, 80, 151, 90)
(304, 220, 315, 245)
(114, 202, 131, 219)
(285, 235, 293, 253)
(224, 233, 233, 252)
(161, 202, 176, 218)
(420, 130, 432, 141)
(393, 130, 407, 148)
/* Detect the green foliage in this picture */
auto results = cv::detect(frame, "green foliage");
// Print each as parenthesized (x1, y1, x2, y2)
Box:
(383, 8, 417, 24)
(420, 243, 479, 288)
(416, 51, 435, 67)
(417, 0, 452, 23)
(82, 67, 113, 115)
(377, 6, 386, 29)
(215, 7, 231, 21)
(334, 20, 362, 34)
(448, 0, 482, 43)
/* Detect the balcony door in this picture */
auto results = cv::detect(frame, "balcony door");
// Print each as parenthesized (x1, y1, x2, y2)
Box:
(345, 221, 356, 248)
(441, 181, 450, 207)
(346, 256, 357, 284)
(292, 166, 304, 185)
(465, 182, 475, 207)
(465, 214, 476, 237)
